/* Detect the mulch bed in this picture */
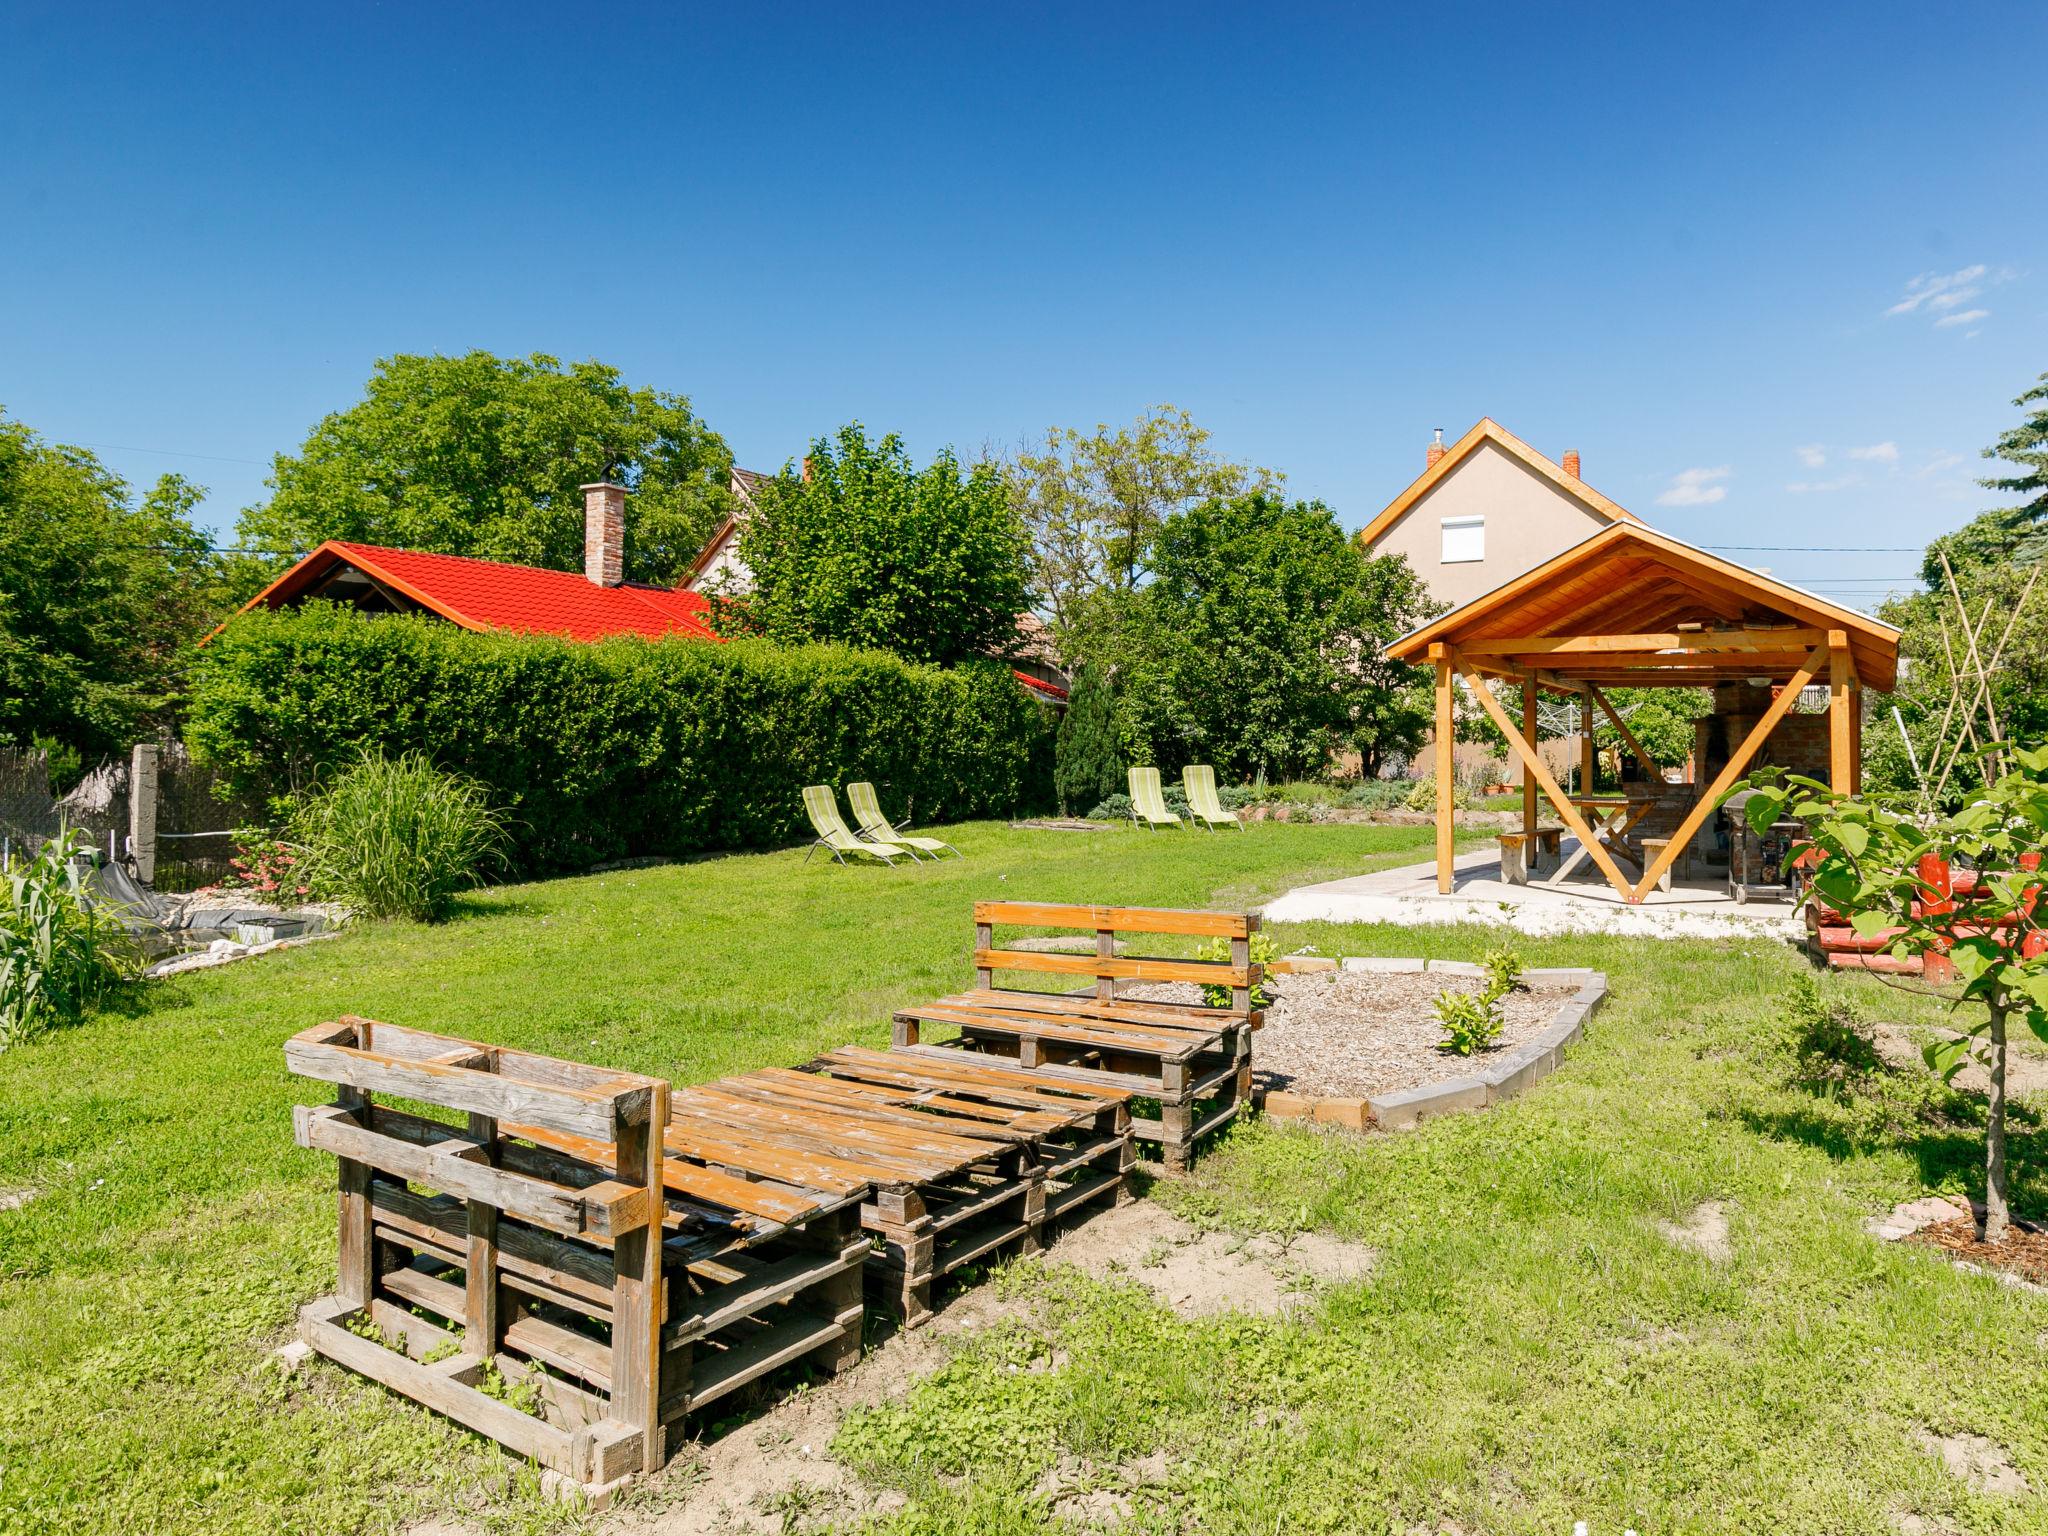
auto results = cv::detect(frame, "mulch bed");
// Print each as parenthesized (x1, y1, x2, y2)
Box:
(1906, 1215, 2048, 1287)
(1127, 970, 1578, 1099)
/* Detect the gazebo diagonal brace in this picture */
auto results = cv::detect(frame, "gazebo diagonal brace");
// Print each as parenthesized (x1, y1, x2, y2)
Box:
(1628, 644, 1829, 902)
(1453, 652, 1639, 901)
(1584, 683, 1662, 779)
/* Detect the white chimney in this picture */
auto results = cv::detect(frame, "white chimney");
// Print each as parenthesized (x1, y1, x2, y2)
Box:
(581, 482, 626, 586)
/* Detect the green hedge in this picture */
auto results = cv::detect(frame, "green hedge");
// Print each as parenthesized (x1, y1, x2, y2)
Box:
(187, 604, 1056, 875)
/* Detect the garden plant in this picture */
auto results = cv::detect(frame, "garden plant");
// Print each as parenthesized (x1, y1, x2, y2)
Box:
(1740, 745, 2048, 1242)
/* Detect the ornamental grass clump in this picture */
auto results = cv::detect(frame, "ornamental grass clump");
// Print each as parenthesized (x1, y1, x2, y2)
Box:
(293, 751, 505, 923)
(0, 828, 133, 1050)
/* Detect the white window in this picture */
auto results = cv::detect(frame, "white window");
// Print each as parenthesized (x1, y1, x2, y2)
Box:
(1441, 515, 1484, 564)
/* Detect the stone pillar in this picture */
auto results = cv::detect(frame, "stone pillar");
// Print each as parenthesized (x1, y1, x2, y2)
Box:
(129, 743, 159, 886)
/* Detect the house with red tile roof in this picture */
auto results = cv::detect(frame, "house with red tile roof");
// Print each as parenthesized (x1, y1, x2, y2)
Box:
(226, 479, 1068, 700)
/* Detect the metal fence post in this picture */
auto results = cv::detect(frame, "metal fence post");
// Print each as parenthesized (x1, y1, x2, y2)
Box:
(129, 743, 159, 886)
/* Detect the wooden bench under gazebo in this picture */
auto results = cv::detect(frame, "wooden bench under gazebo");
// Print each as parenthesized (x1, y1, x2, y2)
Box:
(1385, 523, 1902, 904)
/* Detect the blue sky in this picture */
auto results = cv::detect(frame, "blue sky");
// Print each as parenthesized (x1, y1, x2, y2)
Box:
(4, 2, 2042, 611)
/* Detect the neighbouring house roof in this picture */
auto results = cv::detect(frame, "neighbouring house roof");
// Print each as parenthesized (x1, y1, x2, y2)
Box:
(1384, 521, 1901, 692)
(227, 540, 721, 643)
(1013, 670, 1069, 701)
(1357, 417, 1644, 550)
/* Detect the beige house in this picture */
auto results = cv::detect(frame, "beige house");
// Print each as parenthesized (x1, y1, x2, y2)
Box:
(1357, 419, 1642, 611)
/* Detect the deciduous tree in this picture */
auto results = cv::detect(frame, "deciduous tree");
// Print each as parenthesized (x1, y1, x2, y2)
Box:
(0, 412, 223, 761)
(1114, 492, 1435, 781)
(725, 424, 1031, 668)
(1007, 405, 1280, 657)
(236, 351, 733, 589)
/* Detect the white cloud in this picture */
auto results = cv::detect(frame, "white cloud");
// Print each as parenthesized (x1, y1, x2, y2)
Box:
(1887, 265, 1987, 316)
(1795, 443, 1827, 468)
(1786, 476, 1859, 494)
(1656, 466, 1730, 507)
(1885, 265, 2015, 330)
(1916, 451, 1966, 478)
(1846, 441, 1900, 463)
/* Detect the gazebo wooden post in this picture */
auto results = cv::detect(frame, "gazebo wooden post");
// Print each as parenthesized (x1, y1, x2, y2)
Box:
(1630, 644, 1830, 900)
(1454, 654, 1639, 900)
(1432, 644, 1454, 894)
(1828, 629, 1857, 794)
(1521, 671, 1539, 835)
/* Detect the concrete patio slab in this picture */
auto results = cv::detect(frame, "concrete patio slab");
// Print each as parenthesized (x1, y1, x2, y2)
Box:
(1262, 840, 1801, 940)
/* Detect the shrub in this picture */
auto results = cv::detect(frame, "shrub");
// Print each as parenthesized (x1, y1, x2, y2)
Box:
(0, 829, 132, 1049)
(1197, 933, 1278, 1009)
(1436, 946, 1522, 1056)
(1483, 947, 1524, 996)
(187, 604, 1056, 877)
(215, 827, 311, 900)
(1340, 780, 1410, 812)
(1404, 776, 1472, 812)
(292, 751, 506, 921)
(1054, 665, 1122, 815)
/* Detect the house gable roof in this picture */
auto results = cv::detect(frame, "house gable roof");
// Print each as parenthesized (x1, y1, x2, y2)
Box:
(1356, 418, 1644, 550)
(228, 541, 720, 644)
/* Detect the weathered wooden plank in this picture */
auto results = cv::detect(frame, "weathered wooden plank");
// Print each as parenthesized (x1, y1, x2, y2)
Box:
(333, 1018, 662, 1112)
(818, 1045, 1134, 1105)
(665, 1242, 866, 1346)
(508, 1120, 827, 1226)
(287, 1035, 628, 1142)
(369, 1180, 616, 1310)
(299, 1295, 593, 1475)
(296, 1105, 647, 1239)
(971, 902, 1256, 938)
(933, 988, 1251, 1029)
(684, 1310, 848, 1414)
(712, 1073, 1044, 1143)
(975, 949, 1258, 989)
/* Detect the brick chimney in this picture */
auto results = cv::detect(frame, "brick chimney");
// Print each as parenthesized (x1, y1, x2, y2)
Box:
(581, 481, 626, 586)
(1426, 427, 1446, 469)
(801, 455, 814, 484)
(1562, 449, 1582, 479)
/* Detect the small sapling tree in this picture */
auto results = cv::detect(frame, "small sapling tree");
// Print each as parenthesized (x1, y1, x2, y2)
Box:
(1741, 747, 2048, 1242)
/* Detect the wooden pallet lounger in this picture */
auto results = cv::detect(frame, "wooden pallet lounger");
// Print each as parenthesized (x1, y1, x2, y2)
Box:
(285, 1018, 866, 1497)
(664, 1047, 1131, 1326)
(892, 901, 1262, 1169)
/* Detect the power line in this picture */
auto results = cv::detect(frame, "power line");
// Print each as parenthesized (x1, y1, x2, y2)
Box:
(64, 439, 270, 467)
(1705, 544, 1924, 553)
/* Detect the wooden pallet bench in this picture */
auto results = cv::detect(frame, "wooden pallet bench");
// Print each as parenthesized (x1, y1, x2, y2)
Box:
(891, 901, 1261, 1169)
(285, 1018, 866, 1498)
(664, 1047, 1132, 1326)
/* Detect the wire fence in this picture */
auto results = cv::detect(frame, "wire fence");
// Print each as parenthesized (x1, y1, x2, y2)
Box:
(0, 743, 269, 891)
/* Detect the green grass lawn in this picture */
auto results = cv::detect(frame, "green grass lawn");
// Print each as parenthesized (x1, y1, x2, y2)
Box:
(0, 820, 1438, 1536)
(6, 819, 2047, 1535)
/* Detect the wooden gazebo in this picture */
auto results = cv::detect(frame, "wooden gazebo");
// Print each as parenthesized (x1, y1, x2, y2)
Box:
(1384, 523, 1902, 903)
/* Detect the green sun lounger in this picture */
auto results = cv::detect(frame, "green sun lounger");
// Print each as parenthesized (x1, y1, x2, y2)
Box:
(847, 781, 960, 860)
(803, 786, 912, 866)
(1182, 764, 1244, 831)
(1127, 766, 1185, 831)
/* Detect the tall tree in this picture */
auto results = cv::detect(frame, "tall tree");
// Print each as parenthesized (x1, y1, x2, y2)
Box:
(1007, 405, 1280, 655)
(0, 412, 224, 760)
(236, 351, 733, 589)
(1924, 372, 2048, 588)
(726, 424, 1031, 667)
(1114, 492, 1435, 781)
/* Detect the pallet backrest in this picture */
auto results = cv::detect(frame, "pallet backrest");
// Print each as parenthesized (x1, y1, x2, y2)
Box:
(970, 900, 1262, 1015)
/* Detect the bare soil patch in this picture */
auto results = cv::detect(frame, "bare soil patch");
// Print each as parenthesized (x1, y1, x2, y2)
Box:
(1906, 1214, 2048, 1288)
(1129, 970, 1577, 1099)
(603, 1199, 1373, 1534)
(1658, 1200, 1732, 1263)
(1040, 1196, 1372, 1316)
(1872, 1023, 2048, 1098)
(0, 1187, 38, 1213)
(1913, 1427, 2030, 1496)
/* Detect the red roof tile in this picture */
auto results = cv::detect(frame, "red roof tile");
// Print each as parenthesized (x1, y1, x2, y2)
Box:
(239, 541, 720, 643)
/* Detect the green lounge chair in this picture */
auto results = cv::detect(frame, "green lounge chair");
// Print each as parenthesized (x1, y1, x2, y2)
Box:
(847, 781, 960, 860)
(803, 786, 912, 866)
(1127, 766, 1185, 831)
(1182, 764, 1244, 831)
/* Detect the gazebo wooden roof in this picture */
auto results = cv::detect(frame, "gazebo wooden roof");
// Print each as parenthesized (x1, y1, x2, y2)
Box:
(1385, 523, 1902, 903)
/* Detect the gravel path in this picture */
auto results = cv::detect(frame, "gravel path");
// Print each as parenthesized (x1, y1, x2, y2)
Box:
(1129, 971, 1577, 1098)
